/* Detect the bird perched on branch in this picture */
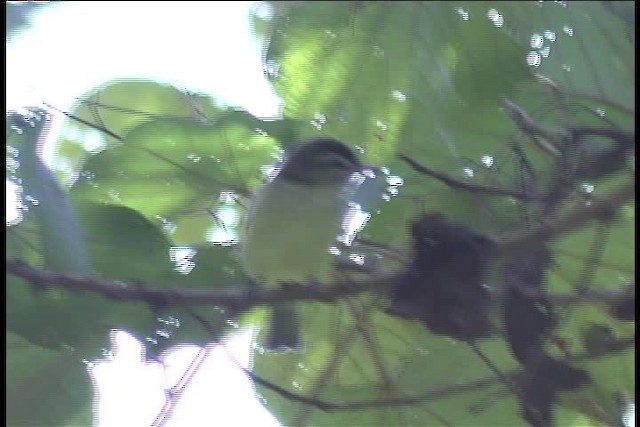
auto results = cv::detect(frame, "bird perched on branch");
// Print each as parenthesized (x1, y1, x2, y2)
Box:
(241, 138, 371, 351)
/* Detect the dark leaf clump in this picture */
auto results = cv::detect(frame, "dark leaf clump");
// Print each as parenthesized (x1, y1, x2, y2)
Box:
(503, 248, 590, 427)
(387, 213, 495, 341)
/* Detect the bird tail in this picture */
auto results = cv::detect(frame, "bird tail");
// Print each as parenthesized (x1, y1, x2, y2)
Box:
(265, 305, 302, 352)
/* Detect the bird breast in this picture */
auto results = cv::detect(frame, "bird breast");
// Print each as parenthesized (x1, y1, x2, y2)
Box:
(241, 179, 349, 285)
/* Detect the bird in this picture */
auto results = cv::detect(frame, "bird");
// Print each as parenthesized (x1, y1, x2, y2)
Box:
(241, 138, 368, 351)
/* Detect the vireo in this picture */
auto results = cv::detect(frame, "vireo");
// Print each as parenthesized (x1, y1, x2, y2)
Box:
(241, 138, 366, 351)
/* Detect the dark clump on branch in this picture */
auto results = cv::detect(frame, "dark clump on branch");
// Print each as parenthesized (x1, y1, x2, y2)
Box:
(609, 296, 635, 322)
(503, 248, 555, 363)
(519, 358, 590, 427)
(503, 248, 590, 427)
(582, 323, 634, 357)
(386, 213, 495, 341)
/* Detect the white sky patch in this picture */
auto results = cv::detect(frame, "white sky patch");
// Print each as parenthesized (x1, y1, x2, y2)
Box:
(90, 330, 278, 427)
(6, 1, 281, 119)
(6, 181, 22, 225)
(90, 331, 166, 427)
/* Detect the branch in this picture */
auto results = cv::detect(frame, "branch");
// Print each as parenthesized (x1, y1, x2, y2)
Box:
(6, 179, 633, 308)
(240, 333, 634, 412)
(569, 127, 635, 149)
(6, 258, 632, 311)
(496, 178, 634, 255)
(5, 259, 395, 310)
(398, 154, 532, 200)
(501, 98, 562, 157)
(247, 366, 508, 411)
(43, 102, 124, 142)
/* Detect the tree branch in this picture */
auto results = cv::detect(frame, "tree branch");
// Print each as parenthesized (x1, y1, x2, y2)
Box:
(187, 294, 635, 414)
(5, 259, 395, 310)
(495, 178, 634, 255)
(6, 258, 632, 311)
(569, 126, 634, 149)
(6, 179, 633, 309)
(240, 333, 634, 412)
(398, 154, 532, 200)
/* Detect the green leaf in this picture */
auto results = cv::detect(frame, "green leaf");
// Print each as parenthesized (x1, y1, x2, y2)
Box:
(73, 202, 175, 281)
(7, 109, 111, 351)
(71, 111, 280, 222)
(54, 80, 222, 183)
(8, 109, 93, 275)
(6, 333, 93, 426)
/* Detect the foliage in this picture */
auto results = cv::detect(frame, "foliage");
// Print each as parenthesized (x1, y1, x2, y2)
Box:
(6, 1, 634, 426)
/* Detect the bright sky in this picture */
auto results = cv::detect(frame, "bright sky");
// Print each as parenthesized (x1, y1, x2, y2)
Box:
(6, 1, 280, 117)
(6, 2, 281, 426)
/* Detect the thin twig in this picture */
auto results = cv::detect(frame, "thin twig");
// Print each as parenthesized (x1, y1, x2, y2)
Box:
(398, 154, 531, 200)
(496, 178, 634, 255)
(43, 102, 124, 142)
(502, 98, 562, 158)
(241, 336, 634, 412)
(569, 127, 634, 149)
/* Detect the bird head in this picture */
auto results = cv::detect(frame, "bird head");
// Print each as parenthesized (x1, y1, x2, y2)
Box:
(276, 138, 363, 185)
